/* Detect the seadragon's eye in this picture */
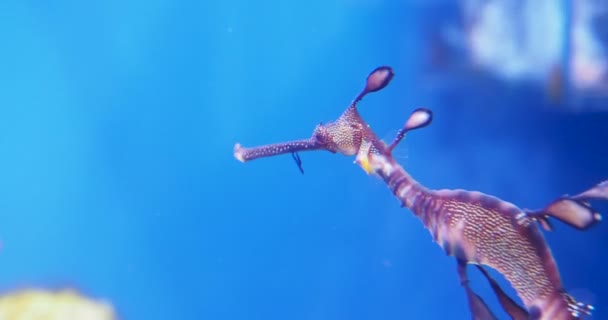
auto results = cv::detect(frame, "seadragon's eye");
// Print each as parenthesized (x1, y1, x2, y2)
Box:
(313, 125, 328, 144)
(314, 133, 326, 144)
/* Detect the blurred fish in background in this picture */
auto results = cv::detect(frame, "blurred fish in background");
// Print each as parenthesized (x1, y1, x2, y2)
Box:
(420, 0, 608, 110)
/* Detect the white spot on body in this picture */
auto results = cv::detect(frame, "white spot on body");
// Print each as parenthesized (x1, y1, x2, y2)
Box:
(515, 212, 527, 220)
(398, 183, 412, 200)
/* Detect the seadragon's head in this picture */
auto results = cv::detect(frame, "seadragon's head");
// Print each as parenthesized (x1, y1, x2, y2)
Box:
(233, 66, 432, 174)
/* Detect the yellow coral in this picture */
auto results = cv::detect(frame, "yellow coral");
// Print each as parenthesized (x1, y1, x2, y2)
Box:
(0, 289, 116, 320)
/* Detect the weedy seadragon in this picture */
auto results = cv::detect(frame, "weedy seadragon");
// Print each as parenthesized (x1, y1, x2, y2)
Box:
(233, 66, 606, 320)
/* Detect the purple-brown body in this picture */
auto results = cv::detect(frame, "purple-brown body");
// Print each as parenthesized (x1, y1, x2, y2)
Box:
(366, 147, 581, 320)
(233, 66, 604, 319)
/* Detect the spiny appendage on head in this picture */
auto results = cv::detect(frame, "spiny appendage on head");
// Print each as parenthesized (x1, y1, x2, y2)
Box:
(353, 66, 395, 103)
(428, 189, 585, 319)
(386, 108, 433, 154)
(352, 108, 433, 176)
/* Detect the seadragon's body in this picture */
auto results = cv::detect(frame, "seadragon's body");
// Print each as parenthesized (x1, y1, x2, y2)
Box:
(233, 66, 606, 319)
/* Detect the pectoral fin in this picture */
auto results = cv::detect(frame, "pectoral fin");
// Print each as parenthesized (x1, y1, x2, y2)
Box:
(527, 180, 606, 231)
(528, 197, 601, 230)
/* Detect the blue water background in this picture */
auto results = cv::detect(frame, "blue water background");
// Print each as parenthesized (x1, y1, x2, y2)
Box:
(0, 1, 607, 319)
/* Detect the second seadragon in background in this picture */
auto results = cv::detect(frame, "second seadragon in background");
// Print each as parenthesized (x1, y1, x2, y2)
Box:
(233, 66, 606, 320)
